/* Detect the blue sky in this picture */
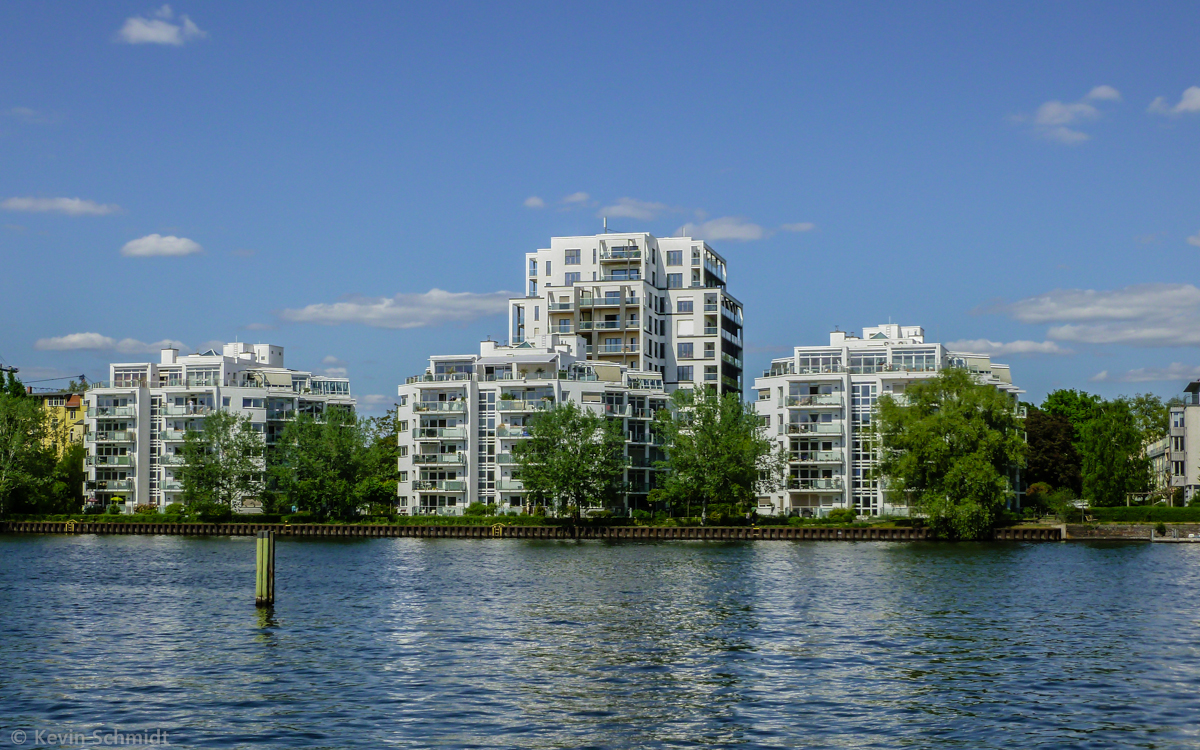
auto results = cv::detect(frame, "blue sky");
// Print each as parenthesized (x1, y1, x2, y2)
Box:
(3, 2, 1200, 412)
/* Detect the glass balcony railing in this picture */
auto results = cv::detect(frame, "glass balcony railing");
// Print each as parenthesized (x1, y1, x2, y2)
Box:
(413, 479, 466, 492)
(161, 480, 183, 491)
(780, 394, 843, 408)
(86, 455, 133, 467)
(787, 478, 843, 491)
(497, 400, 553, 412)
(414, 426, 466, 439)
(162, 405, 213, 417)
(784, 423, 842, 435)
(414, 401, 466, 412)
(789, 450, 844, 463)
(159, 455, 186, 465)
(87, 430, 136, 443)
(496, 425, 531, 438)
(600, 248, 641, 261)
(160, 429, 188, 441)
(87, 406, 135, 418)
(92, 479, 133, 491)
(497, 478, 525, 491)
(412, 453, 465, 465)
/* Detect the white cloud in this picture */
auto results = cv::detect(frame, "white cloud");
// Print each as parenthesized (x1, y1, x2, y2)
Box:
(2, 197, 120, 216)
(357, 394, 395, 414)
(321, 355, 345, 366)
(116, 5, 207, 46)
(675, 217, 764, 241)
(598, 197, 669, 221)
(1093, 363, 1200, 383)
(241, 322, 275, 331)
(120, 233, 202, 257)
(562, 192, 590, 204)
(1148, 86, 1200, 115)
(35, 332, 187, 354)
(1020, 87, 1119, 144)
(1185, 231, 1200, 248)
(1002, 283, 1200, 346)
(279, 288, 512, 330)
(321, 367, 348, 377)
(523, 196, 545, 209)
(1085, 85, 1122, 102)
(780, 222, 815, 233)
(944, 339, 1073, 357)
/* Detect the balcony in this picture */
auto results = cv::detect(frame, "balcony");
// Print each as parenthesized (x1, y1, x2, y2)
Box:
(790, 450, 844, 464)
(722, 353, 743, 369)
(495, 453, 517, 465)
(578, 320, 627, 331)
(788, 478, 843, 491)
(87, 406, 135, 418)
(580, 296, 638, 307)
(159, 454, 186, 465)
(93, 479, 133, 492)
(550, 302, 574, 311)
(497, 478, 526, 491)
(86, 455, 134, 467)
(414, 426, 466, 440)
(594, 344, 638, 355)
(720, 305, 741, 324)
(498, 400, 553, 412)
(600, 248, 641, 261)
(785, 423, 842, 435)
(162, 405, 213, 417)
(412, 453, 466, 465)
(780, 394, 843, 408)
(414, 401, 466, 413)
(703, 326, 718, 336)
(266, 409, 294, 420)
(414, 479, 466, 492)
(88, 430, 136, 443)
(496, 425, 532, 438)
(599, 274, 641, 283)
(161, 480, 183, 492)
(160, 429, 188, 441)
(405, 373, 472, 384)
(721, 329, 742, 348)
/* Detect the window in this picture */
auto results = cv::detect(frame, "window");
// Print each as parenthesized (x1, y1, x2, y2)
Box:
(677, 366, 694, 382)
(242, 397, 265, 409)
(593, 248, 597, 264)
(1173, 461, 1186, 477)
(564, 272, 580, 285)
(529, 280, 537, 296)
(1173, 412, 1185, 428)
(666, 250, 682, 266)
(398, 446, 408, 457)
(545, 261, 551, 276)
(398, 420, 408, 432)
(1172, 436, 1185, 451)
(399, 471, 408, 482)
(704, 366, 718, 381)
(667, 273, 683, 289)
(399, 395, 407, 406)
(529, 259, 537, 276)
(222, 397, 230, 407)
(704, 342, 715, 359)
(534, 306, 540, 321)
(565, 249, 580, 265)
(677, 298, 693, 313)
(678, 342, 694, 359)
(692, 247, 701, 265)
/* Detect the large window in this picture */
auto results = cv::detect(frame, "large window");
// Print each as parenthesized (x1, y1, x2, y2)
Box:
(678, 342, 694, 359)
(677, 298, 693, 313)
(667, 273, 683, 289)
(564, 249, 580, 265)
(677, 366, 694, 382)
(529, 259, 537, 276)
(564, 272, 580, 285)
(666, 250, 682, 266)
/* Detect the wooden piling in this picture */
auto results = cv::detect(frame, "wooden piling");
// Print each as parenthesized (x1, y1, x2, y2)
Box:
(255, 530, 275, 607)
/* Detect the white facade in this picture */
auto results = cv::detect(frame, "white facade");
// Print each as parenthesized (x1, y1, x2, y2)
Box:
(396, 336, 668, 515)
(1163, 381, 1200, 502)
(752, 324, 1024, 518)
(508, 232, 744, 396)
(83, 343, 353, 512)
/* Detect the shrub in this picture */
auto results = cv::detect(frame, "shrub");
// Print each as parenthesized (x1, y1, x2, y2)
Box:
(1156, 522, 1168, 536)
(826, 507, 857, 524)
(134, 504, 159, 515)
(283, 511, 317, 524)
(1088, 506, 1200, 523)
(107, 503, 122, 515)
(464, 502, 489, 516)
(164, 503, 184, 516)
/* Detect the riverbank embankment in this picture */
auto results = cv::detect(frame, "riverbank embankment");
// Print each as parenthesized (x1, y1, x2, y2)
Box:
(2, 521, 1064, 541)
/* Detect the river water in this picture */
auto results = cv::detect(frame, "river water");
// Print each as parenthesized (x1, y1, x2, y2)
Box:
(1, 535, 1198, 749)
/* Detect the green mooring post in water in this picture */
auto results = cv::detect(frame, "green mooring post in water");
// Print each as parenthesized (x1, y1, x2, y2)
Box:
(255, 530, 275, 607)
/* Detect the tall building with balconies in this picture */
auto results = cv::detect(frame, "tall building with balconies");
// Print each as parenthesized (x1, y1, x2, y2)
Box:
(396, 335, 668, 515)
(508, 233, 744, 396)
(83, 343, 353, 512)
(1161, 381, 1200, 503)
(752, 324, 1024, 518)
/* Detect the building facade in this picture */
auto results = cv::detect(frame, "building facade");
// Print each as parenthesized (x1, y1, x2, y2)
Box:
(31, 389, 86, 452)
(83, 343, 353, 512)
(1163, 381, 1200, 503)
(753, 324, 1024, 518)
(507, 232, 744, 396)
(396, 335, 668, 515)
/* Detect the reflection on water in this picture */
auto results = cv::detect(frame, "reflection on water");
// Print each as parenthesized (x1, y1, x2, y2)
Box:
(1, 535, 1199, 748)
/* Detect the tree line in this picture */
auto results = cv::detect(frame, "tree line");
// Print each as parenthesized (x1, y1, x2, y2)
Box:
(0, 373, 86, 516)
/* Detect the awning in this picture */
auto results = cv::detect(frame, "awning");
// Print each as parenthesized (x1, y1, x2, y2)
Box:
(476, 354, 558, 366)
(592, 364, 621, 382)
(264, 372, 293, 387)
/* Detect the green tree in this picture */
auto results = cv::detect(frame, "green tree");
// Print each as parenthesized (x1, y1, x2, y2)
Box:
(0, 388, 50, 515)
(1024, 405, 1082, 495)
(1041, 389, 1103, 438)
(270, 409, 381, 520)
(513, 399, 627, 519)
(1127, 393, 1171, 443)
(1079, 399, 1150, 506)
(42, 442, 86, 514)
(179, 410, 263, 515)
(651, 388, 784, 522)
(876, 368, 1026, 540)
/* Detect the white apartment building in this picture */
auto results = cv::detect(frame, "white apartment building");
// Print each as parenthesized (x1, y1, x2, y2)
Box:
(83, 343, 353, 512)
(753, 324, 1024, 518)
(508, 232, 744, 396)
(1151, 380, 1200, 503)
(396, 335, 668, 515)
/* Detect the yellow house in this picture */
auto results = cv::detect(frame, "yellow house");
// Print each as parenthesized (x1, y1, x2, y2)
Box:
(32, 389, 86, 453)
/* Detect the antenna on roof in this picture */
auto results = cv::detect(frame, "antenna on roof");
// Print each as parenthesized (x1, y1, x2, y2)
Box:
(603, 216, 608, 233)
